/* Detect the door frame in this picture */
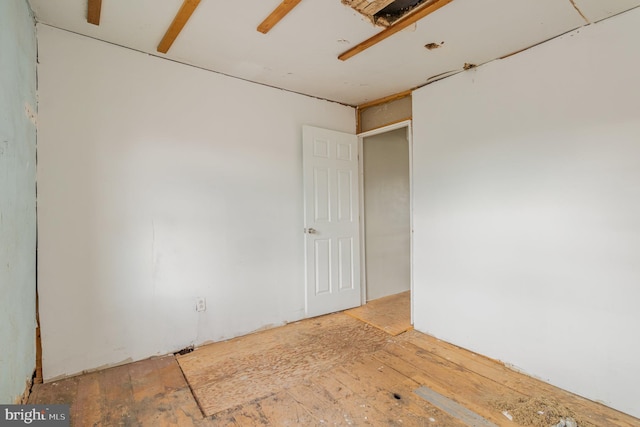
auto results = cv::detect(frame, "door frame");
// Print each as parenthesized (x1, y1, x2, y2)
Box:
(357, 120, 414, 324)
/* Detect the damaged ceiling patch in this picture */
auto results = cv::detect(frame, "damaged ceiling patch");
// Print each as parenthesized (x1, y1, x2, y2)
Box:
(425, 41, 444, 50)
(375, 0, 432, 25)
(343, 0, 434, 26)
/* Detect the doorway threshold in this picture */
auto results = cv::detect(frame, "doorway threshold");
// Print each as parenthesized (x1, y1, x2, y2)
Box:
(345, 291, 412, 336)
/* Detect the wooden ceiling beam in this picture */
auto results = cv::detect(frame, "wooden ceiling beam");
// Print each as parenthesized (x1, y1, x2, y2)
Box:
(87, 0, 102, 25)
(338, 0, 454, 61)
(157, 0, 201, 54)
(357, 89, 412, 110)
(257, 0, 302, 34)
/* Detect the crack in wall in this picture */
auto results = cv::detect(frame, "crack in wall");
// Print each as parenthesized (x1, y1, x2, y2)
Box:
(568, 0, 590, 24)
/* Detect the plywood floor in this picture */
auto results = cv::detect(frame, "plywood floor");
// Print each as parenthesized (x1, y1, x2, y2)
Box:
(177, 313, 390, 417)
(345, 291, 412, 336)
(29, 310, 640, 426)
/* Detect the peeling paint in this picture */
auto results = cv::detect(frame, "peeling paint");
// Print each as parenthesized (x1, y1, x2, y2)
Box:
(424, 41, 444, 50)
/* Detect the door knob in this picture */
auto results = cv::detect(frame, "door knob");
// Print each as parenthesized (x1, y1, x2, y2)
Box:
(304, 228, 317, 234)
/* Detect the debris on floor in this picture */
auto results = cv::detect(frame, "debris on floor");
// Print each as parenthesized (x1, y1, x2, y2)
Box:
(502, 410, 513, 421)
(174, 345, 194, 355)
(554, 417, 578, 427)
(491, 396, 596, 427)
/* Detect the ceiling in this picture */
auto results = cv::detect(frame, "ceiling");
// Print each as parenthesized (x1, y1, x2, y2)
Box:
(27, 0, 640, 106)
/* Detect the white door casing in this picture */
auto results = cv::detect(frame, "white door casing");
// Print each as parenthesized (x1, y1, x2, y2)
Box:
(303, 125, 361, 317)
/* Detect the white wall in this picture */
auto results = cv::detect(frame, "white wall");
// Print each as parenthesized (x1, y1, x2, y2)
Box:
(36, 25, 355, 380)
(0, 0, 37, 403)
(412, 8, 640, 418)
(363, 128, 411, 300)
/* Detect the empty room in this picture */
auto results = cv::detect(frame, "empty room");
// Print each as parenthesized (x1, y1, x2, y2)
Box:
(2, 0, 640, 425)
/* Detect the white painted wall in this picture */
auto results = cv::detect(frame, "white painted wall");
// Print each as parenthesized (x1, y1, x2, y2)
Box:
(363, 128, 411, 300)
(412, 8, 640, 418)
(0, 0, 37, 403)
(36, 25, 355, 380)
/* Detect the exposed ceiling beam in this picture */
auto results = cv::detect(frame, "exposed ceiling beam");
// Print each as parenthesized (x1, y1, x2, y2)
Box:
(257, 0, 302, 34)
(338, 0, 454, 61)
(87, 0, 102, 26)
(157, 0, 201, 54)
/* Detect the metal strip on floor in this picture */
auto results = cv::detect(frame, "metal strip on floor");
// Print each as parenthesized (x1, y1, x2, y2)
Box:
(414, 386, 499, 427)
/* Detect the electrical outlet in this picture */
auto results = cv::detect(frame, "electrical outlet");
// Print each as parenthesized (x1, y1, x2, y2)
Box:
(195, 297, 206, 312)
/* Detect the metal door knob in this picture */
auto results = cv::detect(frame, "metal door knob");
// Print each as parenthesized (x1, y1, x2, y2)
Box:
(305, 228, 317, 234)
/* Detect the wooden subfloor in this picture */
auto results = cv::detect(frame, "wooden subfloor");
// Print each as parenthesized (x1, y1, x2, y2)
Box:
(28, 355, 204, 426)
(345, 291, 412, 336)
(29, 312, 639, 426)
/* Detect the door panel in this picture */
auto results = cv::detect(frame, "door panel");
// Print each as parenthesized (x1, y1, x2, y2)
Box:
(314, 239, 331, 295)
(303, 125, 360, 317)
(338, 237, 354, 290)
(337, 170, 354, 222)
(314, 168, 330, 221)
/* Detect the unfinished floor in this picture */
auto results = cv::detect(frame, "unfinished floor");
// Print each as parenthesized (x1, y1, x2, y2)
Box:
(344, 291, 412, 336)
(29, 298, 638, 426)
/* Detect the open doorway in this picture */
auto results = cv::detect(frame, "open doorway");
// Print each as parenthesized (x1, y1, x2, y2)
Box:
(353, 121, 412, 329)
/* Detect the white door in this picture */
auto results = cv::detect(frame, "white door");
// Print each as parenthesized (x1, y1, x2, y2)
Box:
(303, 125, 361, 317)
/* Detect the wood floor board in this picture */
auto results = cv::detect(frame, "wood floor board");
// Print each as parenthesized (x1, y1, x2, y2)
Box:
(123, 357, 203, 426)
(72, 373, 102, 426)
(400, 330, 640, 427)
(374, 340, 522, 425)
(27, 374, 79, 406)
(327, 356, 469, 427)
(400, 329, 548, 393)
(128, 357, 168, 403)
(98, 362, 138, 425)
(29, 356, 207, 427)
(345, 290, 412, 336)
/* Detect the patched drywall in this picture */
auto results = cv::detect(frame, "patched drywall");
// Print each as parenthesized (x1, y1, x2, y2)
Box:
(0, 0, 37, 403)
(360, 96, 412, 133)
(36, 25, 355, 380)
(412, 8, 640, 418)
